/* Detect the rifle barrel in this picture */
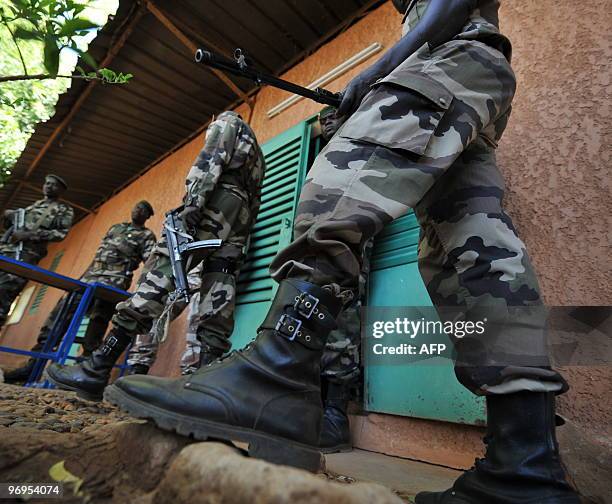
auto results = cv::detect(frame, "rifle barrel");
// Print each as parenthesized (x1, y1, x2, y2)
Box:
(195, 49, 342, 108)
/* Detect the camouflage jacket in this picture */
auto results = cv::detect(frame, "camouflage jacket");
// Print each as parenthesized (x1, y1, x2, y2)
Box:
(403, 0, 511, 59)
(184, 111, 265, 226)
(80, 222, 156, 291)
(0, 198, 73, 261)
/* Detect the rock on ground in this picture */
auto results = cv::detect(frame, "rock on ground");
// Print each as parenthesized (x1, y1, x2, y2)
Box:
(150, 443, 403, 504)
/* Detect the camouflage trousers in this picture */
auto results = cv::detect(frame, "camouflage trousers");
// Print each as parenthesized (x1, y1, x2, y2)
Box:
(29, 293, 115, 355)
(0, 274, 28, 324)
(321, 239, 372, 386)
(112, 244, 239, 356)
(271, 40, 567, 395)
(0, 249, 41, 324)
(128, 291, 203, 374)
(127, 262, 219, 374)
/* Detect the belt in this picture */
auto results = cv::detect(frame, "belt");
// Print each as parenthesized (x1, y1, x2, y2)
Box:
(205, 258, 237, 274)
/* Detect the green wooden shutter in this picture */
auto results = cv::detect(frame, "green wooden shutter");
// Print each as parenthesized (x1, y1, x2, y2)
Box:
(29, 251, 64, 314)
(231, 121, 313, 348)
(365, 212, 486, 425)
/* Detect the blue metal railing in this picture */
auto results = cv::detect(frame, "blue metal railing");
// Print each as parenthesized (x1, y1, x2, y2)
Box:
(0, 254, 132, 387)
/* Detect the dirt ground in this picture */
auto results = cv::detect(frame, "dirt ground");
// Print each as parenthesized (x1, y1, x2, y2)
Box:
(0, 383, 407, 503)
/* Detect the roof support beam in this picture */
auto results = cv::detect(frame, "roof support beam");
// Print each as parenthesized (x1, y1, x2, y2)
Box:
(144, 0, 254, 120)
(1, 3, 147, 214)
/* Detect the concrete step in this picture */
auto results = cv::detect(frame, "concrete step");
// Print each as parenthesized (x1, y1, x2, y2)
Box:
(325, 449, 461, 502)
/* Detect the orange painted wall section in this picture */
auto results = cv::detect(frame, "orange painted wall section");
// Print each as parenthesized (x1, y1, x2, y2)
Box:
(1, 1, 610, 431)
(237, 2, 403, 144)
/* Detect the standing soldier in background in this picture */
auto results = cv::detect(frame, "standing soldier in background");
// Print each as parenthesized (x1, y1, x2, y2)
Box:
(47, 111, 265, 401)
(3, 201, 156, 383)
(105, 1, 580, 501)
(0, 174, 73, 327)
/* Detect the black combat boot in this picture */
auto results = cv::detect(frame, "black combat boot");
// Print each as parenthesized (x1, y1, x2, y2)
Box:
(197, 343, 224, 367)
(128, 363, 150, 375)
(319, 382, 352, 453)
(179, 344, 224, 375)
(415, 392, 580, 504)
(46, 328, 132, 401)
(104, 279, 343, 472)
(3, 359, 35, 384)
(81, 316, 111, 356)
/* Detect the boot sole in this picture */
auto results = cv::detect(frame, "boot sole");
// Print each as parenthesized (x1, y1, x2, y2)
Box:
(104, 384, 324, 473)
(320, 443, 352, 454)
(45, 371, 103, 402)
(415, 491, 582, 504)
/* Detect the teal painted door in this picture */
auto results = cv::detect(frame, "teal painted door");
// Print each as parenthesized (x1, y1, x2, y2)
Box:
(365, 212, 486, 425)
(230, 120, 313, 349)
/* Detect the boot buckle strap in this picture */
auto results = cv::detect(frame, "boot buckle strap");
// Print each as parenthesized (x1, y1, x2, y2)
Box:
(101, 335, 118, 355)
(293, 292, 319, 319)
(275, 314, 302, 341)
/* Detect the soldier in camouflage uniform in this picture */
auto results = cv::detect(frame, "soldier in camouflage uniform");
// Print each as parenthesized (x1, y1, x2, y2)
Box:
(0, 174, 73, 326)
(47, 111, 264, 401)
(4, 201, 156, 383)
(103, 1, 581, 495)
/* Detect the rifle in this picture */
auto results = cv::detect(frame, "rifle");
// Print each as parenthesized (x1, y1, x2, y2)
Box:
(195, 48, 342, 108)
(164, 209, 222, 303)
(1, 208, 26, 261)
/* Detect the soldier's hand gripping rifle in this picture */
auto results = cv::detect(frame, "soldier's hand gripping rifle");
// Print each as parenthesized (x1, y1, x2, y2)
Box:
(165, 208, 222, 303)
(1, 208, 26, 261)
(195, 48, 342, 108)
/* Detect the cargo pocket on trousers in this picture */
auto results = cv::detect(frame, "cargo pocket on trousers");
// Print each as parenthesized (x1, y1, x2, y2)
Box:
(338, 72, 453, 157)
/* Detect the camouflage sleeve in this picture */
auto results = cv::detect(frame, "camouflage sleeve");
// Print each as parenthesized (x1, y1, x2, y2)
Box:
(236, 127, 263, 228)
(30, 205, 74, 243)
(141, 230, 157, 262)
(102, 224, 117, 242)
(184, 115, 239, 210)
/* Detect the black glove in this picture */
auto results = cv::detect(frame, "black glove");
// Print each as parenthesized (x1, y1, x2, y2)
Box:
(3, 210, 14, 228)
(338, 0, 477, 119)
(337, 68, 381, 119)
(179, 206, 202, 229)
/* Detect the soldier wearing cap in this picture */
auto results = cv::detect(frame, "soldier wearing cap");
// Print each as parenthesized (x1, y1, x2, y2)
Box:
(0, 174, 73, 327)
(4, 200, 156, 384)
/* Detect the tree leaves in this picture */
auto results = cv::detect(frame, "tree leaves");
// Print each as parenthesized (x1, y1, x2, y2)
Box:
(72, 46, 96, 70)
(0, 1, 125, 186)
(76, 66, 133, 84)
(58, 17, 97, 37)
(43, 32, 60, 76)
(12, 27, 42, 41)
(5, 1, 103, 76)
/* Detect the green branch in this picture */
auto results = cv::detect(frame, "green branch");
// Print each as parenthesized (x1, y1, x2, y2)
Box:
(0, 70, 133, 84)
(1, 15, 29, 76)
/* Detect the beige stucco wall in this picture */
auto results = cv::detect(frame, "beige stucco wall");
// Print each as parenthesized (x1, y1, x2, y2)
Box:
(498, 0, 611, 436)
(1, 1, 610, 435)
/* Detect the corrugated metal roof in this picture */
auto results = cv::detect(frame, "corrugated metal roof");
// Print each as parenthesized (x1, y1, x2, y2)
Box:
(1, 0, 382, 221)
